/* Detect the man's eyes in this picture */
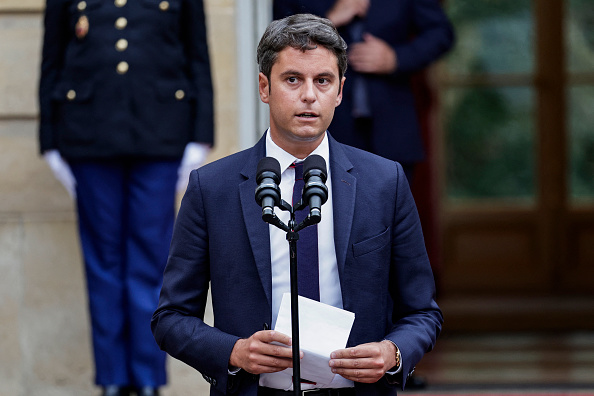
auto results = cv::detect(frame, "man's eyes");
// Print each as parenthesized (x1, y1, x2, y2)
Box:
(285, 77, 331, 84)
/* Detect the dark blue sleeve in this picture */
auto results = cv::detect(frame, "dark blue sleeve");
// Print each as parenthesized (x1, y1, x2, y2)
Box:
(272, 0, 335, 20)
(39, 0, 70, 153)
(181, 0, 214, 145)
(393, 0, 455, 74)
(272, 0, 298, 19)
(385, 162, 443, 390)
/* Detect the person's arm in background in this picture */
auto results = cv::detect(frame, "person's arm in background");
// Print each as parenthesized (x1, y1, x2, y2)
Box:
(393, 0, 455, 73)
(273, 0, 368, 28)
(177, 0, 214, 192)
(39, 0, 76, 198)
(349, 0, 454, 76)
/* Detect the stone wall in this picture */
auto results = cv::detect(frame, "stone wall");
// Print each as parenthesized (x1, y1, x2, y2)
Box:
(0, 1, 239, 395)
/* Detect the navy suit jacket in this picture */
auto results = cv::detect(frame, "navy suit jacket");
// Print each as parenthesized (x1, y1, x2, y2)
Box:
(39, 0, 213, 159)
(273, 0, 454, 163)
(152, 134, 442, 395)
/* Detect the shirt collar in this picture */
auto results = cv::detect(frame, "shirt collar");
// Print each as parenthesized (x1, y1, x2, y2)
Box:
(265, 129, 330, 174)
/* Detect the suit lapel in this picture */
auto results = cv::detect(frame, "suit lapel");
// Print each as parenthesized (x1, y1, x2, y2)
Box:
(239, 136, 273, 310)
(328, 136, 356, 279)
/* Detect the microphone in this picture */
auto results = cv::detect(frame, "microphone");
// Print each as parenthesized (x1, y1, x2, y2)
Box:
(300, 154, 328, 224)
(255, 157, 281, 222)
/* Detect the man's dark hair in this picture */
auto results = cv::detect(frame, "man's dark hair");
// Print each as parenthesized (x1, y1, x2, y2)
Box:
(257, 13, 348, 83)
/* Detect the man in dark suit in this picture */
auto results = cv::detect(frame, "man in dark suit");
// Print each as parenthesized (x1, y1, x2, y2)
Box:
(273, 0, 454, 181)
(39, 0, 213, 395)
(152, 14, 441, 396)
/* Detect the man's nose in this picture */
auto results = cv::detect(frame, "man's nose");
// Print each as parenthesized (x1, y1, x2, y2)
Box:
(300, 80, 316, 102)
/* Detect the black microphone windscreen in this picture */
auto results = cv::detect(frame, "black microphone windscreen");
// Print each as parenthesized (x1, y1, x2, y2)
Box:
(303, 154, 327, 176)
(257, 157, 281, 180)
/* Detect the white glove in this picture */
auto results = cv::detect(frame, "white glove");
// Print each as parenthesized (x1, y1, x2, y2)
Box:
(43, 149, 76, 199)
(176, 142, 211, 193)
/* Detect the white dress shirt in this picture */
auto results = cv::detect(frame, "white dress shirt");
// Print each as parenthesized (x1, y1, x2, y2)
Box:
(260, 131, 354, 390)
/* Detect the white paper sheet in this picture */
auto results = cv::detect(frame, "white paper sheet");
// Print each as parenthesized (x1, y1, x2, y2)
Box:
(273, 293, 355, 386)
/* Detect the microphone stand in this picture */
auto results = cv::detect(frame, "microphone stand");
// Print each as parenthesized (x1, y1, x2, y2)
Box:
(287, 216, 302, 396)
(262, 200, 319, 396)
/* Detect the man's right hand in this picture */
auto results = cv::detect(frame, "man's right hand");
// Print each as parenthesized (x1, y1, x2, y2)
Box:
(229, 330, 301, 374)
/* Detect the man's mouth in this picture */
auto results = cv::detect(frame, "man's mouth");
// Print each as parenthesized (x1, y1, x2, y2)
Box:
(297, 112, 318, 118)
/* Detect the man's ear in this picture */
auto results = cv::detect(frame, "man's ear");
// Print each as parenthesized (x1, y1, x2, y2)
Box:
(336, 76, 346, 107)
(259, 72, 270, 104)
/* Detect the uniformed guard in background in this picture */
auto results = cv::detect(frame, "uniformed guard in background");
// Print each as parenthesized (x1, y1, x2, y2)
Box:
(38, 0, 214, 395)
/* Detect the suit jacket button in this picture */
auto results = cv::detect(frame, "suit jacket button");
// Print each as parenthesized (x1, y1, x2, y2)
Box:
(159, 1, 169, 11)
(115, 17, 127, 30)
(116, 61, 129, 74)
(77, 1, 87, 11)
(114, 0, 127, 7)
(115, 38, 128, 51)
(175, 90, 185, 100)
(66, 90, 76, 101)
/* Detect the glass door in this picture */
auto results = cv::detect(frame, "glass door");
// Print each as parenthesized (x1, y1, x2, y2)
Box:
(437, 0, 594, 300)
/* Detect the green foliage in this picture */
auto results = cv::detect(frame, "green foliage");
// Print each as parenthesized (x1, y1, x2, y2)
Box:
(445, 80, 534, 199)
(571, 133, 594, 197)
(569, 0, 594, 62)
(571, 0, 594, 42)
(569, 87, 594, 198)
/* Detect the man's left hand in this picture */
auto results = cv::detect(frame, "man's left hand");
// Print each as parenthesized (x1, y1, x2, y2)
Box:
(329, 340, 397, 383)
(348, 33, 397, 74)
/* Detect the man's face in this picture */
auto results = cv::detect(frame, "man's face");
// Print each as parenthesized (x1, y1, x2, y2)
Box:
(259, 46, 345, 159)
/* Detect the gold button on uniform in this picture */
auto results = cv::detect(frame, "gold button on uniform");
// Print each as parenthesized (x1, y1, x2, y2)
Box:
(115, 17, 127, 30)
(77, 1, 87, 11)
(115, 38, 128, 51)
(116, 61, 129, 74)
(159, 1, 169, 11)
(114, 0, 127, 7)
(66, 90, 77, 100)
(175, 90, 185, 100)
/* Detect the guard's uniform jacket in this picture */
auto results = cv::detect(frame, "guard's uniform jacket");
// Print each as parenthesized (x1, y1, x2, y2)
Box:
(39, 0, 214, 159)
